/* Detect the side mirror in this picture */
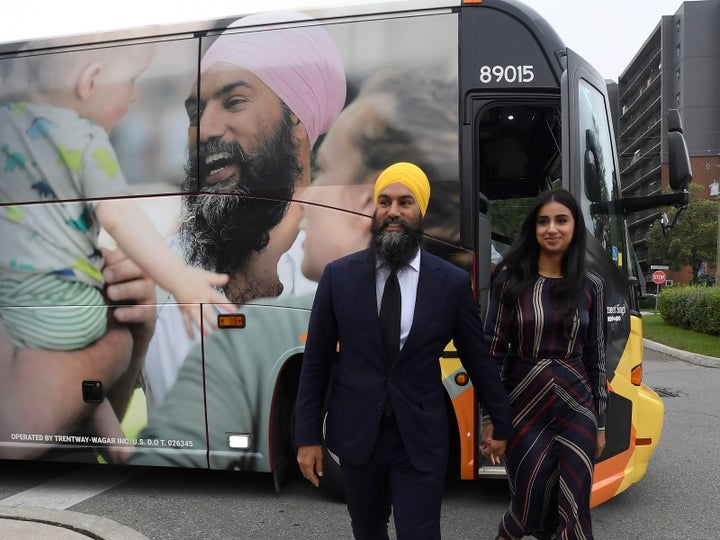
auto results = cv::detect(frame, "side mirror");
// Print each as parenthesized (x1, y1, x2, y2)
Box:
(667, 108, 683, 134)
(667, 110, 692, 191)
(584, 129, 601, 202)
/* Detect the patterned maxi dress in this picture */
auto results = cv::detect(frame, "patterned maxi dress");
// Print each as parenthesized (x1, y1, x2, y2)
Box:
(484, 271, 607, 540)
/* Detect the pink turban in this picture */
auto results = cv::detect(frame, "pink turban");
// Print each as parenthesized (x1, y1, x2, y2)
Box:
(201, 12, 347, 147)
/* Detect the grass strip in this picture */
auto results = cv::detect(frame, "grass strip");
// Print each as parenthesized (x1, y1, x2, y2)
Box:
(642, 313, 720, 358)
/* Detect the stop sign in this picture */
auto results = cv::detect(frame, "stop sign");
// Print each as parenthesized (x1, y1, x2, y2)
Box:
(651, 270, 667, 284)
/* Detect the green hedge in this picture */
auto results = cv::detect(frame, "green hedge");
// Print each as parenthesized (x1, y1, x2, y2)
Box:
(658, 285, 720, 336)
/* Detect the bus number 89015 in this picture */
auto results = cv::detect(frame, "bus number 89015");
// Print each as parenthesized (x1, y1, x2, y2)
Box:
(479, 64, 535, 83)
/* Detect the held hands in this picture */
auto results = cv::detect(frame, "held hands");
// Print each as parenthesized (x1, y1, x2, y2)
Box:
(174, 267, 237, 339)
(479, 422, 507, 466)
(297, 445, 323, 487)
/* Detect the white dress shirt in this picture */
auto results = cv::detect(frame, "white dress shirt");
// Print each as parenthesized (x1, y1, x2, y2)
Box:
(375, 249, 421, 351)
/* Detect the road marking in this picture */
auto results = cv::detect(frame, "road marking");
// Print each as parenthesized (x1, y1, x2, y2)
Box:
(0, 466, 136, 510)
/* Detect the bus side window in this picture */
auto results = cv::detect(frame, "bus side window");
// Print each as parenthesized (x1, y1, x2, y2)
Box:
(577, 80, 626, 268)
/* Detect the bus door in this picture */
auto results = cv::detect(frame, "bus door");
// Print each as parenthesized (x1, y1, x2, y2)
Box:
(459, 0, 565, 312)
(466, 96, 563, 312)
(465, 94, 563, 478)
(562, 48, 635, 462)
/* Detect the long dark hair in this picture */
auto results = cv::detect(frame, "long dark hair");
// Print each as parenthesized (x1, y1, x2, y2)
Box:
(494, 189, 587, 334)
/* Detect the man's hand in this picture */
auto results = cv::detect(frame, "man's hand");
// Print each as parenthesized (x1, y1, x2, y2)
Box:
(297, 445, 324, 487)
(102, 247, 158, 419)
(480, 422, 507, 465)
(102, 246, 157, 331)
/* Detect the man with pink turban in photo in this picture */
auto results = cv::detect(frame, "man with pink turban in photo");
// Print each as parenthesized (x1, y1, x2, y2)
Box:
(143, 11, 347, 411)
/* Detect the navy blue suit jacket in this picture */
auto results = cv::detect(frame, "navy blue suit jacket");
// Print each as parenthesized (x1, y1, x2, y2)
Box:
(295, 248, 512, 472)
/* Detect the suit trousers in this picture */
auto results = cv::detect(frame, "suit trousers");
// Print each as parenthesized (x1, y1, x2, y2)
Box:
(340, 414, 446, 540)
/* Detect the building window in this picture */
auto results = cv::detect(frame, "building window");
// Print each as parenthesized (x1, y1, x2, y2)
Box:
(675, 17, 681, 31)
(676, 44, 681, 58)
(676, 93, 681, 106)
(676, 69, 681, 82)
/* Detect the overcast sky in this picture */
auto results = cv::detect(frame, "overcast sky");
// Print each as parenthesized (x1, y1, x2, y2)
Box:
(0, 0, 693, 80)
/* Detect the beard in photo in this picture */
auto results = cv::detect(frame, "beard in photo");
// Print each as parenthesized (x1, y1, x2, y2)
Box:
(179, 109, 302, 275)
(369, 212, 423, 271)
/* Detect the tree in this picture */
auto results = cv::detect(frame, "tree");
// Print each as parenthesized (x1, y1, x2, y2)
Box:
(646, 184, 719, 284)
(489, 197, 533, 242)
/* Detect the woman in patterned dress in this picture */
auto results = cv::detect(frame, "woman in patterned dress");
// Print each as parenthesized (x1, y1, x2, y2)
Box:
(484, 189, 607, 540)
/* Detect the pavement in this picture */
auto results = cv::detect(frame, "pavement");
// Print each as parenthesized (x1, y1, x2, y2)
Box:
(0, 505, 149, 539)
(0, 340, 716, 540)
(643, 338, 720, 368)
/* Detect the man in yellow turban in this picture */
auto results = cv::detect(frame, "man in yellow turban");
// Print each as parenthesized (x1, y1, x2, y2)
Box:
(373, 161, 431, 217)
(366, 161, 433, 271)
(296, 162, 512, 538)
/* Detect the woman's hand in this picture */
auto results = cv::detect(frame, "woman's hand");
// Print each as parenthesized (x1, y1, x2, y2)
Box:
(596, 430, 606, 459)
(480, 422, 507, 465)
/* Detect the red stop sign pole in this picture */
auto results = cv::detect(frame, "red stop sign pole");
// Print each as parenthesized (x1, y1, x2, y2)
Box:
(651, 270, 667, 312)
(651, 270, 667, 285)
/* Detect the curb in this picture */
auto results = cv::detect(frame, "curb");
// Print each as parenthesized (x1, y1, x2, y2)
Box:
(0, 506, 149, 540)
(644, 339, 720, 368)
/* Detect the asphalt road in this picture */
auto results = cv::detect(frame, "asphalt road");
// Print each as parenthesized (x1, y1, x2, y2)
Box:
(1, 350, 718, 539)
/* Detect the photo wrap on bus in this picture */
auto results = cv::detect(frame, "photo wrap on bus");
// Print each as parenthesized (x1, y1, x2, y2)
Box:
(0, 0, 676, 510)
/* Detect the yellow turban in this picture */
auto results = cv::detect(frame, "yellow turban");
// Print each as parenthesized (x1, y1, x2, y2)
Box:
(373, 162, 431, 217)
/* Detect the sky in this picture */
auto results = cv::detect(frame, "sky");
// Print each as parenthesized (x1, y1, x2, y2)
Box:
(0, 0, 694, 80)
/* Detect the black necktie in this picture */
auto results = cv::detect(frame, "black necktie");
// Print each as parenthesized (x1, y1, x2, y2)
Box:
(379, 269, 401, 417)
(379, 269, 401, 360)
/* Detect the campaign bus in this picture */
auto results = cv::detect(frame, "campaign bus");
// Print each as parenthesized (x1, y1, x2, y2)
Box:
(0, 0, 691, 506)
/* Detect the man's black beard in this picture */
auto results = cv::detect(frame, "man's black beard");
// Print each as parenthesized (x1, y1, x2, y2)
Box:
(369, 215, 423, 271)
(178, 111, 302, 274)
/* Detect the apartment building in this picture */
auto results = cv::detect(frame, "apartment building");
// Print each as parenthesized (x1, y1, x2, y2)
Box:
(616, 0, 720, 281)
